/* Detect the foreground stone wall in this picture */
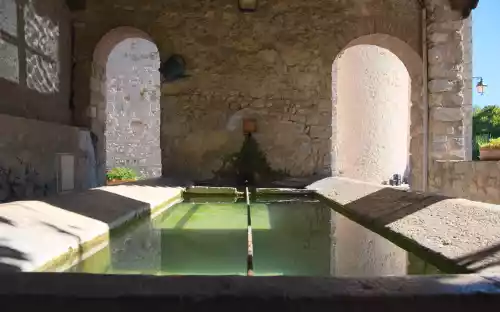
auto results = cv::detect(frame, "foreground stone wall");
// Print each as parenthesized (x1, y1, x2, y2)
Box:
(429, 160, 500, 204)
(72, 0, 422, 181)
(0, 0, 73, 125)
(0, 114, 96, 203)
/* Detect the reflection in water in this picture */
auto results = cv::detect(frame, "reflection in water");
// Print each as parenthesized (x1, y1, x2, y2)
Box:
(24, 0, 59, 93)
(62, 199, 441, 276)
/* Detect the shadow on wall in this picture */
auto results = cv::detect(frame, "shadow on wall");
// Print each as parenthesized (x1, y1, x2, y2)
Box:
(0, 0, 71, 123)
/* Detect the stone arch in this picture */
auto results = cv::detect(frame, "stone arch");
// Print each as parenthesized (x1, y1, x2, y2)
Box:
(331, 33, 424, 190)
(331, 34, 424, 277)
(90, 26, 162, 184)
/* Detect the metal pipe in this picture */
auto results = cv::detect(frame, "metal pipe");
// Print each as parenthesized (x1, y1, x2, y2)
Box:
(245, 186, 254, 276)
(422, 7, 429, 192)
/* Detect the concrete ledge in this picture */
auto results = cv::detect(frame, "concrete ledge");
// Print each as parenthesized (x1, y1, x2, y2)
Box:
(308, 177, 500, 274)
(1, 274, 500, 311)
(184, 186, 237, 195)
(256, 188, 316, 196)
(0, 179, 183, 272)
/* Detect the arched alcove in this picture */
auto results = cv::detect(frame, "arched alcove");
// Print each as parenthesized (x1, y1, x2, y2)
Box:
(331, 34, 423, 277)
(90, 27, 162, 184)
(332, 34, 424, 189)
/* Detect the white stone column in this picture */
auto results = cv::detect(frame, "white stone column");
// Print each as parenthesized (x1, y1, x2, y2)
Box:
(334, 45, 410, 276)
(336, 45, 410, 184)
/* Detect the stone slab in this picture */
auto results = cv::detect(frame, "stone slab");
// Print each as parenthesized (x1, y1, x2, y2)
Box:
(185, 186, 237, 195)
(0, 178, 182, 272)
(1, 274, 500, 311)
(256, 188, 316, 195)
(308, 177, 500, 273)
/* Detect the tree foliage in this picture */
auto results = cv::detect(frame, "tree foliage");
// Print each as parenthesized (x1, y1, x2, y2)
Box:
(472, 105, 500, 159)
(473, 105, 500, 137)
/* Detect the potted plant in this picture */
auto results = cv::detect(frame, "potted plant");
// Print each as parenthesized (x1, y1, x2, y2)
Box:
(106, 167, 139, 185)
(479, 137, 500, 161)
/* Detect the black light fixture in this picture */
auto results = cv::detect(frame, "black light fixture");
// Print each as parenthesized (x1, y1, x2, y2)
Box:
(159, 54, 188, 83)
(473, 77, 487, 95)
(238, 0, 258, 12)
(66, 0, 86, 11)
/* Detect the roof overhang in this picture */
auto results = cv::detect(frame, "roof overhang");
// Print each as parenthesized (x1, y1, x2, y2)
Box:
(65, 0, 479, 19)
(448, 0, 479, 18)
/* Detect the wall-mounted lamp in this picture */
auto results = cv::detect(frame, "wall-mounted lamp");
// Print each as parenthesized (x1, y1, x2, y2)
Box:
(238, 0, 258, 12)
(473, 77, 487, 95)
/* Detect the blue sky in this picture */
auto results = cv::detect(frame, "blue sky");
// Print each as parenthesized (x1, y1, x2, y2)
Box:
(472, 0, 499, 107)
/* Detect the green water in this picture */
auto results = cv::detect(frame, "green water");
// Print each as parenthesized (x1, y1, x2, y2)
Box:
(65, 198, 440, 276)
(251, 201, 331, 276)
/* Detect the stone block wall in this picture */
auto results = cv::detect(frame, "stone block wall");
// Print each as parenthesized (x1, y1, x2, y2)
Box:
(72, 0, 423, 181)
(429, 160, 500, 204)
(426, 0, 473, 163)
(0, 114, 97, 203)
(0, 0, 73, 125)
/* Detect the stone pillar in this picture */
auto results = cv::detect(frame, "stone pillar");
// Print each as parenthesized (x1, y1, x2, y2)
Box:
(336, 45, 410, 184)
(334, 45, 409, 276)
(426, 0, 473, 163)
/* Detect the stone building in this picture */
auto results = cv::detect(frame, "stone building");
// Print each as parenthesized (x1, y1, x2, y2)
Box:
(1, 0, 491, 202)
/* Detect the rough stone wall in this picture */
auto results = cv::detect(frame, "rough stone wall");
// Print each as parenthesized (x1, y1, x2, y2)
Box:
(0, 0, 72, 125)
(0, 114, 96, 203)
(72, 0, 422, 181)
(429, 160, 500, 204)
(426, 0, 473, 163)
(105, 38, 161, 178)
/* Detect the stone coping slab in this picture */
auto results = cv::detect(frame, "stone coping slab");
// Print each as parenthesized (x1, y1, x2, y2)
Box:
(184, 186, 238, 195)
(308, 177, 500, 274)
(255, 188, 316, 196)
(0, 178, 183, 272)
(1, 273, 500, 311)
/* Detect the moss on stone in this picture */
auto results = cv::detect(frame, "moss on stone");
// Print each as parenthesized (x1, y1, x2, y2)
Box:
(214, 134, 288, 185)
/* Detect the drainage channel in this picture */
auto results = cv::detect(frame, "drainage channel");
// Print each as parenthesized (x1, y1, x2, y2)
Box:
(245, 186, 254, 276)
